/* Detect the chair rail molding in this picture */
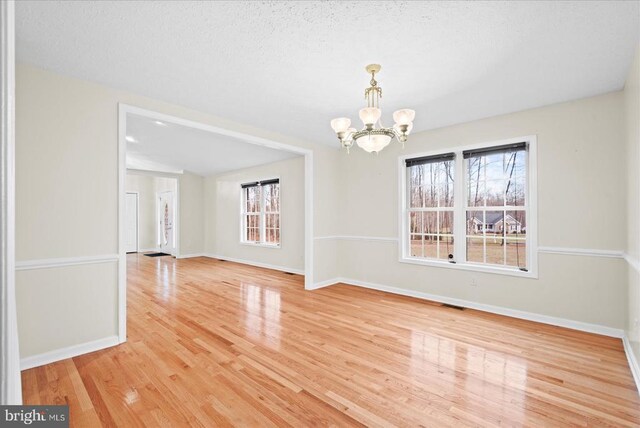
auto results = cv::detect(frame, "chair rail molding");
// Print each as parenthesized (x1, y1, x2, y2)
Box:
(15, 254, 119, 271)
(315, 235, 626, 260)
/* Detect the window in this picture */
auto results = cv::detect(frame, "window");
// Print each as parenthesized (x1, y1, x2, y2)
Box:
(241, 179, 280, 247)
(407, 153, 455, 261)
(401, 137, 536, 276)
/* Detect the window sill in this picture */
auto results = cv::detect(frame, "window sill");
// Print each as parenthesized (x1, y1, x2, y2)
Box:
(399, 256, 537, 279)
(240, 242, 281, 249)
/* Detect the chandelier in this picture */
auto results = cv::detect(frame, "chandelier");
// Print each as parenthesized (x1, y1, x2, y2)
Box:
(330, 64, 415, 154)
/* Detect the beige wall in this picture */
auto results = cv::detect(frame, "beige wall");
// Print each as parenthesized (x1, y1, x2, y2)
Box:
(335, 91, 627, 329)
(625, 46, 640, 361)
(16, 263, 118, 357)
(178, 172, 204, 256)
(204, 157, 305, 272)
(15, 58, 638, 362)
(15, 64, 338, 359)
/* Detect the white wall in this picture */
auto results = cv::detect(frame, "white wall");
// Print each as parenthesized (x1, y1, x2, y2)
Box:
(332, 91, 627, 330)
(625, 45, 640, 363)
(125, 173, 156, 251)
(15, 63, 338, 361)
(204, 156, 304, 272)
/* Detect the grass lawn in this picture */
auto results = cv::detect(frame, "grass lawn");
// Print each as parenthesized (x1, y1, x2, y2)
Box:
(411, 238, 526, 268)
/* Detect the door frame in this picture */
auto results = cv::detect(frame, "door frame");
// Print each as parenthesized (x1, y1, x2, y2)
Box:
(125, 191, 139, 253)
(1, 0, 21, 404)
(118, 103, 314, 343)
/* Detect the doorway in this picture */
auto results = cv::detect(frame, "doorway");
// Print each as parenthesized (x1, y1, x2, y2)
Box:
(118, 104, 314, 343)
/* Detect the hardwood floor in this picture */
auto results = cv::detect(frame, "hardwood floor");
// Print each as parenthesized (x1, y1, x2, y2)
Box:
(22, 254, 640, 427)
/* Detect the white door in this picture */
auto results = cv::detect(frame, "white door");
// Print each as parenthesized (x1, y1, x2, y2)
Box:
(158, 191, 174, 254)
(125, 193, 138, 253)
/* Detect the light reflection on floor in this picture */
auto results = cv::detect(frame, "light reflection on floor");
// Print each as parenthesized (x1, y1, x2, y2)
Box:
(241, 282, 281, 349)
(410, 330, 528, 424)
(154, 257, 176, 301)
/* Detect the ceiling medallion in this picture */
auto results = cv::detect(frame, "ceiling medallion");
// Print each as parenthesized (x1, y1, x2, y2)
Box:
(330, 64, 415, 154)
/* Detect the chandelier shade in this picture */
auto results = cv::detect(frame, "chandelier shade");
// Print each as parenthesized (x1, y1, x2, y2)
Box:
(392, 109, 415, 126)
(356, 133, 392, 153)
(359, 107, 382, 126)
(330, 117, 351, 134)
(330, 64, 415, 154)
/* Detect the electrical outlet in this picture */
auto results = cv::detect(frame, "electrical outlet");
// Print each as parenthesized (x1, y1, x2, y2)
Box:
(635, 318, 639, 328)
(470, 278, 477, 287)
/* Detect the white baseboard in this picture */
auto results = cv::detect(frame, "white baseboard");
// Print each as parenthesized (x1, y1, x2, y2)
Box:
(623, 335, 640, 394)
(306, 277, 339, 290)
(204, 254, 304, 275)
(20, 335, 120, 371)
(311, 277, 624, 338)
(177, 253, 205, 259)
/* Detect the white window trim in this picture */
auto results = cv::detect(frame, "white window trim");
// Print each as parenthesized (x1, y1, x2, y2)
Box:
(240, 177, 281, 249)
(398, 135, 538, 278)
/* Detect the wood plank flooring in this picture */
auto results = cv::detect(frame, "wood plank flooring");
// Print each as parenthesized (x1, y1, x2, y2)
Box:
(22, 254, 640, 426)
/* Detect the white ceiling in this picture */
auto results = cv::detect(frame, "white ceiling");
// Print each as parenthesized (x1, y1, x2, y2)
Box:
(125, 113, 299, 177)
(16, 1, 640, 147)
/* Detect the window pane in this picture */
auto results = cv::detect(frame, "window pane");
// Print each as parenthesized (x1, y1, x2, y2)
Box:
(504, 151, 525, 206)
(250, 214, 259, 228)
(466, 211, 482, 235)
(506, 211, 526, 235)
(410, 234, 423, 257)
(422, 164, 437, 207)
(424, 236, 437, 258)
(467, 157, 483, 207)
(438, 236, 454, 261)
(424, 212, 437, 234)
(410, 212, 423, 234)
(410, 161, 454, 208)
(264, 183, 280, 213)
(266, 228, 278, 244)
(485, 234, 505, 265)
(273, 184, 280, 212)
(438, 212, 453, 234)
(438, 161, 455, 207)
(506, 238, 526, 269)
(506, 176, 525, 206)
(246, 187, 260, 212)
(485, 180, 505, 206)
(484, 153, 504, 182)
(409, 166, 425, 208)
(466, 237, 484, 263)
(483, 210, 505, 236)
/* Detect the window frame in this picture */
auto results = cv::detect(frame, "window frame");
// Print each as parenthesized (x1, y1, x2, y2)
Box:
(240, 178, 281, 249)
(398, 136, 538, 278)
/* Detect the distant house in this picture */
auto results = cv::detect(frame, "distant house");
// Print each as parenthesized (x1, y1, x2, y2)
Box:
(469, 212, 523, 234)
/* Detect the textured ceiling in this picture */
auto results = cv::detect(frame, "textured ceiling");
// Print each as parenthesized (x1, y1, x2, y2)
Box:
(16, 1, 640, 147)
(126, 114, 299, 177)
